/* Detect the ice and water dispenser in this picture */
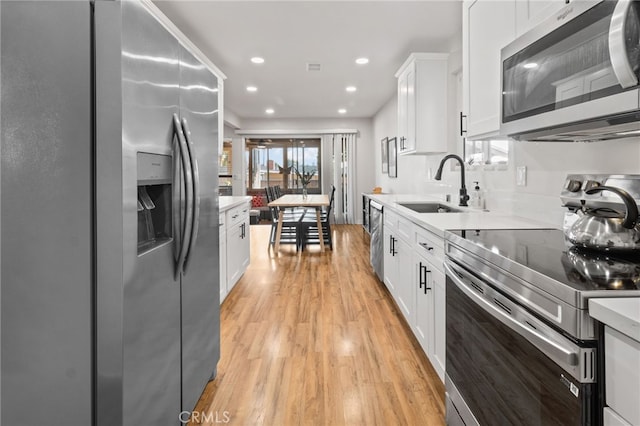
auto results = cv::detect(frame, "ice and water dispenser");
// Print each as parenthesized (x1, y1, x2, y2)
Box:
(137, 152, 172, 254)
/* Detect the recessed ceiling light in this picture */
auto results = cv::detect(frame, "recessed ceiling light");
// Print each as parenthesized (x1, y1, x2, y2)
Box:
(355, 57, 369, 65)
(246, 86, 257, 92)
(346, 86, 357, 93)
(338, 108, 347, 114)
(251, 57, 265, 64)
(265, 108, 274, 114)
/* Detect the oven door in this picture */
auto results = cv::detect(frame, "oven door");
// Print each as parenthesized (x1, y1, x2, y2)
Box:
(444, 260, 598, 426)
(500, 0, 640, 140)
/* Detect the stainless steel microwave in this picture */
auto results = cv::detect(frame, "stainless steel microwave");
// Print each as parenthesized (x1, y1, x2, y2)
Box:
(500, 0, 640, 142)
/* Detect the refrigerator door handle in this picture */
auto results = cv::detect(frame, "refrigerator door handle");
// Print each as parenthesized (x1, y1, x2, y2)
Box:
(180, 117, 200, 274)
(173, 113, 193, 279)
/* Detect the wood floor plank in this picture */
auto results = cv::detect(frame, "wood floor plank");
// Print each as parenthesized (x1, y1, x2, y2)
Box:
(188, 224, 445, 425)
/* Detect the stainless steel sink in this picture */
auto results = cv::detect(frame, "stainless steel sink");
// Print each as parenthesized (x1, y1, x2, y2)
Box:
(398, 202, 462, 213)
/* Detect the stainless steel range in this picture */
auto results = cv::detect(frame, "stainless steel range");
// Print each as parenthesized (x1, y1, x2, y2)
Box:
(444, 174, 640, 426)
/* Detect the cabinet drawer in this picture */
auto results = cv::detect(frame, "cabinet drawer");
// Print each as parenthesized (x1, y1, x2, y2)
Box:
(414, 226, 444, 271)
(397, 216, 412, 242)
(226, 202, 250, 228)
(605, 326, 640, 426)
(603, 408, 632, 426)
(384, 209, 399, 230)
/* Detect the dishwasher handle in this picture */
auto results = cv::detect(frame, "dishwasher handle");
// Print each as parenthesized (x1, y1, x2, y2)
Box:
(370, 200, 383, 211)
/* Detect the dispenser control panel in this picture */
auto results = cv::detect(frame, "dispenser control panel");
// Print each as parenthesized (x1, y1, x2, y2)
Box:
(137, 152, 172, 255)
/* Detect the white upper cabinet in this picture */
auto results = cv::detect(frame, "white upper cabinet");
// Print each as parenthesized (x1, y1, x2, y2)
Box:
(463, 0, 516, 140)
(515, 0, 568, 37)
(395, 53, 448, 155)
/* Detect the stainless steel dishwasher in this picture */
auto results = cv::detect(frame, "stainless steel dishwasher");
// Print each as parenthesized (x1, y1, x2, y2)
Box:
(369, 201, 384, 281)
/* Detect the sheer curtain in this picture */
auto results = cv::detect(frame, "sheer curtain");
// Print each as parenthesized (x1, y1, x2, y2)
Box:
(321, 133, 357, 224)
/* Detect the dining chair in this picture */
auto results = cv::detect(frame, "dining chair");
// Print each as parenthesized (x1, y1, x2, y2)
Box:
(265, 187, 304, 250)
(299, 185, 335, 250)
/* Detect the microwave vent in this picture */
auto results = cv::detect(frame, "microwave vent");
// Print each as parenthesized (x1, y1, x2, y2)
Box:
(510, 111, 640, 142)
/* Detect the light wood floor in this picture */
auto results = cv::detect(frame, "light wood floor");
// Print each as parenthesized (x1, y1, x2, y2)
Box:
(190, 224, 445, 425)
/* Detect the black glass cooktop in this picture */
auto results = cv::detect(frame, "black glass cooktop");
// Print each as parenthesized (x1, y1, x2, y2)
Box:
(448, 229, 640, 291)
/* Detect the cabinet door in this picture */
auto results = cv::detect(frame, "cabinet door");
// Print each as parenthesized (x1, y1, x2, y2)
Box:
(239, 218, 251, 273)
(397, 71, 409, 152)
(220, 228, 227, 303)
(515, 0, 567, 37)
(383, 229, 397, 295)
(395, 237, 415, 325)
(431, 267, 446, 382)
(414, 253, 434, 357)
(404, 66, 416, 153)
(463, 0, 516, 138)
(227, 223, 243, 286)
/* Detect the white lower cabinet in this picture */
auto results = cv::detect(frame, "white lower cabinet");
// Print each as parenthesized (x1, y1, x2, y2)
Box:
(384, 207, 446, 383)
(383, 210, 400, 296)
(378, 207, 450, 382)
(414, 248, 434, 355)
(383, 226, 397, 295)
(431, 266, 446, 380)
(412, 225, 446, 382)
(603, 408, 632, 426)
(383, 211, 414, 323)
(220, 201, 251, 304)
(604, 326, 640, 426)
(395, 236, 414, 325)
(227, 213, 250, 289)
(219, 223, 227, 302)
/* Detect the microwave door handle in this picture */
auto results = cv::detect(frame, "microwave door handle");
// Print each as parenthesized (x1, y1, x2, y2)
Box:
(444, 261, 579, 368)
(609, 0, 638, 88)
(180, 117, 200, 275)
(173, 113, 193, 279)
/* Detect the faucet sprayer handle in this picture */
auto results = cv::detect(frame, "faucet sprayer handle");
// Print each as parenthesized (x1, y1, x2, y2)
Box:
(459, 188, 469, 207)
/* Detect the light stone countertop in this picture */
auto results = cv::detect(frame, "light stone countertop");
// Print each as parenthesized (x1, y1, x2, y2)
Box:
(219, 196, 252, 212)
(366, 193, 554, 237)
(589, 298, 640, 342)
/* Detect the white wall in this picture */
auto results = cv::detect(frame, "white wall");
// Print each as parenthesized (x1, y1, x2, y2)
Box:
(236, 117, 376, 223)
(373, 49, 462, 196)
(373, 77, 640, 228)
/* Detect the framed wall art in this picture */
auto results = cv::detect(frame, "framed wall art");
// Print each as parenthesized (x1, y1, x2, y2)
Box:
(387, 137, 397, 178)
(381, 137, 388, 173)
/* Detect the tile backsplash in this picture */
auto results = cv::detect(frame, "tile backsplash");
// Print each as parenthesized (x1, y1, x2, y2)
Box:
(376, 103, 640, 228)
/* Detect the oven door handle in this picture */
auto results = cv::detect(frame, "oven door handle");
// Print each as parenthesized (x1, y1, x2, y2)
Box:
(444, 261, 579, 367)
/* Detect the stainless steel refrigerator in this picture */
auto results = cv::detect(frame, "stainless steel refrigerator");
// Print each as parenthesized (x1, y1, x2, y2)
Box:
(1, 1, 221, 425)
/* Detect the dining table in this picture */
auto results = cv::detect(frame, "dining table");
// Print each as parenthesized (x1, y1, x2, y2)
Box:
(267, 194, 330, 252)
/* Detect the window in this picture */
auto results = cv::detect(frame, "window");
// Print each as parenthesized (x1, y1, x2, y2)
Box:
(245, 138, 321, 194)
(464, 139, 509, 169)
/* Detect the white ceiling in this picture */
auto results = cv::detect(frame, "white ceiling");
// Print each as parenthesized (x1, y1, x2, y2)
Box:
(153, 1, 462, 120)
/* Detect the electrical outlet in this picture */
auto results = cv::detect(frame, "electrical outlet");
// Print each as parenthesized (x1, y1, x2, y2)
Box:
(516, 166, 527, 186)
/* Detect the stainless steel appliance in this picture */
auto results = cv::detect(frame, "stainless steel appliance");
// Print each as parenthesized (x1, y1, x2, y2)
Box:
(444, 177, 640, 425)
(501, 0, 640, 141)
(362, 194, 371, 235)
(369, 200, 384, 281)
(562, 174, 640, 251)
(1, 1, 221, 424)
